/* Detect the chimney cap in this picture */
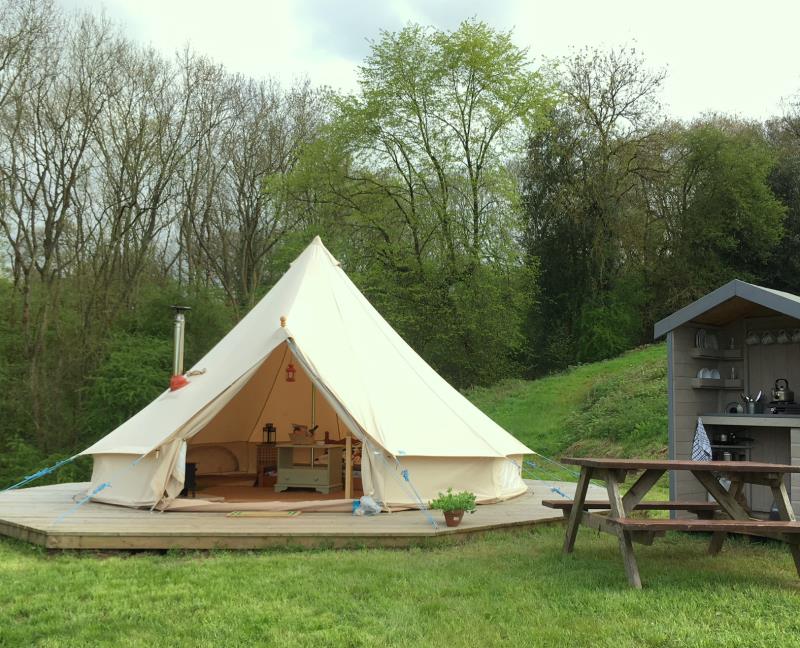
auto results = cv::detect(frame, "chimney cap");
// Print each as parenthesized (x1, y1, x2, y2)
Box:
(170, 304, 192, 313)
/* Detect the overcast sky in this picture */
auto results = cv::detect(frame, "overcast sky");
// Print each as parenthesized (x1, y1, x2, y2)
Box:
(61, 0, 800, 121)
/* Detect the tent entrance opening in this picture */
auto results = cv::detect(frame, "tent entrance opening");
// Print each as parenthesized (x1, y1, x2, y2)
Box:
(184, 342, 363, 504)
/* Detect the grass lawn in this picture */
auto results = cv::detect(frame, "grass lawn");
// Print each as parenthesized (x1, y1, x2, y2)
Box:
(2, 527, 799, 648)
(4, 343, 796, 646)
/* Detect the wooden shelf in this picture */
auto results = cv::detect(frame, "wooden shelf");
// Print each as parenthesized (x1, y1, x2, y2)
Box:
(692, 378, 723, 389)
(701, 414, 800, 427)
(691, 378, 743, 390)
(710, 444, 754, 450)
(689, 348, 743, 360)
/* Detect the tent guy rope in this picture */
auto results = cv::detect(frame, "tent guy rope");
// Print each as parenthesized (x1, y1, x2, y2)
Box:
(2, 455, 78, 492)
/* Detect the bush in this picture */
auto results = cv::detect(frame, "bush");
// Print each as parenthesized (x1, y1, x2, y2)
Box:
(0, 435, 92, 488)
(80, 333, 173, 442)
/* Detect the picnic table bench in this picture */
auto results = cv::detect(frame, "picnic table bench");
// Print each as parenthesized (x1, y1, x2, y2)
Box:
(556, 458, 800, 588)
(543, 499, 720, 519)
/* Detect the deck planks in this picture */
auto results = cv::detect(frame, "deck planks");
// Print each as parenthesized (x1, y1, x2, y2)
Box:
(0, 480, 605, 550)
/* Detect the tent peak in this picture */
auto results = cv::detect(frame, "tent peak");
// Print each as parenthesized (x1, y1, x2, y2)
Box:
(302, 235, 340, 267)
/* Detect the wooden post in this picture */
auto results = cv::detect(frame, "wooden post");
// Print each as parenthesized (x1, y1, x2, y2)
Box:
(770, 479, 800, 576)
(607, 475, 642, 589)
(694, 471, 751, 520)
(708, 478, 743, 555)
(621, 469, 665, 511)
(563, 466, 592, 554)
(695, 472, 751, 556)
(345, 433, 352, 499)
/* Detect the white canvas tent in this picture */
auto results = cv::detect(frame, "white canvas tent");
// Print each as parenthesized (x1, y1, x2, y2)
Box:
(80, 237, 532, 509)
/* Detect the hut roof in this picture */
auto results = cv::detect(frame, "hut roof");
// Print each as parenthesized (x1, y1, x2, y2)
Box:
(654, 280, 800, 338)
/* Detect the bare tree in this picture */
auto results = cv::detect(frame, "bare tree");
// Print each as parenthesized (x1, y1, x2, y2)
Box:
(0, 9, 123, 445)
(183, 77, 322, 312)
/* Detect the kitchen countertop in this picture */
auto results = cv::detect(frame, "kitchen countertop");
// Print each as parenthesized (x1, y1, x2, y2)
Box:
(701, 414, 800, 427)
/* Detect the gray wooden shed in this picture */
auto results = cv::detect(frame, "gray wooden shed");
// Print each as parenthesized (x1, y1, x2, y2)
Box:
(654, 279, 800, 515)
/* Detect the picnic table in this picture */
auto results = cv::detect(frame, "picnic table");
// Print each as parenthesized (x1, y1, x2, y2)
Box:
(547, 458, 800, 588)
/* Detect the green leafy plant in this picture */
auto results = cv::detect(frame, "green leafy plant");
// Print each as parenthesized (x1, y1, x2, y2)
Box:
(428, 488, 477, 513)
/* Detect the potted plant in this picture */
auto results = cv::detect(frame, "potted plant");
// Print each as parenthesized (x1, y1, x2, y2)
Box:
(429, 488, 477, 527)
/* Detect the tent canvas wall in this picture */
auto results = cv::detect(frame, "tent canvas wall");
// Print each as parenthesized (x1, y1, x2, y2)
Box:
(80, 237, 532, 509)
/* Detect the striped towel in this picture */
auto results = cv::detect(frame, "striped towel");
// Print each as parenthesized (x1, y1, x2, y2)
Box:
(691, 417, 712, 462)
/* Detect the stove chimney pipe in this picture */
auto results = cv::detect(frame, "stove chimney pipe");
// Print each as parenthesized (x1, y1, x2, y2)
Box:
(170, 305, 191, 391)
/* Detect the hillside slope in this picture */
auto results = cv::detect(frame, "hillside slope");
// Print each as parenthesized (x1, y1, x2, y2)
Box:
(469, 344, 668, 460)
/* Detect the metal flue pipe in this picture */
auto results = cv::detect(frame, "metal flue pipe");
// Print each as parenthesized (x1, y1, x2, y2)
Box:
(170, 305, 191, 391)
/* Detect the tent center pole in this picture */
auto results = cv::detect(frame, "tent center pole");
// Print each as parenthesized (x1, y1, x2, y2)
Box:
(345, 433, 352, 499)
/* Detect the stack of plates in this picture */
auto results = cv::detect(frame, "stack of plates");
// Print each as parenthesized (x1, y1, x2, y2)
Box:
(695, 328, 718, 351)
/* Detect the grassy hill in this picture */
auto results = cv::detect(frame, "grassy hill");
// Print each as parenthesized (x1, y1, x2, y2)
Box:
(468, 344, 668, 461)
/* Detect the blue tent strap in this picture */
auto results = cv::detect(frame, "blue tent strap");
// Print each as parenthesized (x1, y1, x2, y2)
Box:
(54, 481, 111, 524)
(524, 456, 609, 500)
(2, 455, 78, 492)
(361, 439, 438, 530)
(400, 468, 439, 530)
(53, 454, 146, 525)
(524, 460, 567, 483)
(382, 454, 438, 530)
(523, 461, 571, 499)
(529, 452, 582, 479)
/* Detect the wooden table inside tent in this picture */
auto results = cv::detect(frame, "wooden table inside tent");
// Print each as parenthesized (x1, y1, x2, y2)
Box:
(554, 457, 800, 588)
(274, 444, 344, 494)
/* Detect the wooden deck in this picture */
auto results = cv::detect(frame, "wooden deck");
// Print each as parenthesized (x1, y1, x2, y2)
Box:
(0, 479, 604, 550)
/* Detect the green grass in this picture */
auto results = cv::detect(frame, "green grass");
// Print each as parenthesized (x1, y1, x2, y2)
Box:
(469, 344, 670, 499)
(469, 344, 668, 460)
(1, 528, 799, 647)
(5, 342, 797, 647)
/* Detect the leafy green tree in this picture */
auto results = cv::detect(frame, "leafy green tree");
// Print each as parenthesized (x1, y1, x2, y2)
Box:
(521, 48, 666, 372)
(290, 20, 550, 385)
(81, 333, 173, 442)
(764, 113, 800, 294)
(648, 120, 786, 312)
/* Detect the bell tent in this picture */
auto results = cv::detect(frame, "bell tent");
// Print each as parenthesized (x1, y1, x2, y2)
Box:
(80, 237, 532, 509)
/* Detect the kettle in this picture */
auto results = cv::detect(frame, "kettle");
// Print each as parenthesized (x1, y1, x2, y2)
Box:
(772, 378, 795, 403)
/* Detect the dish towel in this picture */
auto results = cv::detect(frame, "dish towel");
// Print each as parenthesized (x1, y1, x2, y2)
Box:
(691, 417, 712, 462)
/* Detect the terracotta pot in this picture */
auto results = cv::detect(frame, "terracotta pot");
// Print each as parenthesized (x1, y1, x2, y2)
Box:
(443, 509, 465, 527)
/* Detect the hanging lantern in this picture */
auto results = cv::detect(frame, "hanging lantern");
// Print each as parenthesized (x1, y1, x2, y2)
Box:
(285, 363, 296, 382)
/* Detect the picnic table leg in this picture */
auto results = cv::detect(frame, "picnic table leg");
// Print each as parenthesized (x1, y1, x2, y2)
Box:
(693, 471, 752, 556)
(770, 480, 800, 577)
(562, 466, 592, 554)
(708, 479, 743, 556)
(607, 473, 642, 589)
(693, 472, 751, 520)
(708, 531, 726, 556)
(621, 469, 665, 511)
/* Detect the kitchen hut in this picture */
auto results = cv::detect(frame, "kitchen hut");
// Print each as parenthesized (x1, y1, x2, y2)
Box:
(655, 279, 800, 515)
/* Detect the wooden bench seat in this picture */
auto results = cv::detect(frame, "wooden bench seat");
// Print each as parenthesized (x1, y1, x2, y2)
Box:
(605, 517, 800, 534)
(542, 499, 720, 512)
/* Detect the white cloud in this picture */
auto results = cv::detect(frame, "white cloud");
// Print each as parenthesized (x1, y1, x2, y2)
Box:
(59, 0, 800, 119)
